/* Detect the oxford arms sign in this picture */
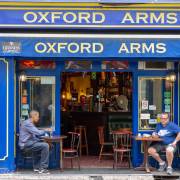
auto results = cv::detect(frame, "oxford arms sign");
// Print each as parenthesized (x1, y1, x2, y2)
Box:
(0, 9, 180, 29)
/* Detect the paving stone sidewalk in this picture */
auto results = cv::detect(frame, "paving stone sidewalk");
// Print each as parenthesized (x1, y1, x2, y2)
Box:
(0, 169, 179, 180)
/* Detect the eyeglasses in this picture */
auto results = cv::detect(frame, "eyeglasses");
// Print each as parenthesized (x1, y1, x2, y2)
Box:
(161, 118, 168, 120)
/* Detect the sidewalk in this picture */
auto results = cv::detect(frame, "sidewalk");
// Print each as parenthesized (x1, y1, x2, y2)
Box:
(0, 169, 179, 180)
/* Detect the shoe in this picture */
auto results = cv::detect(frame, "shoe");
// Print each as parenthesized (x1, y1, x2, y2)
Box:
(158, 162, 166, 172)
(166, 167, 173, 175)
(38, 168, 50, 175)
(33, 168, 39, 172)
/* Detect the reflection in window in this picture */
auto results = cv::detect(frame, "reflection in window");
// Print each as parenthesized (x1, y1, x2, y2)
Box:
(18, 60, 56, 69)
(102, 61, 129, 70)
(139, 77, 174, 130)
(65, 61, 92, 70)
(20, 76, 55, 129)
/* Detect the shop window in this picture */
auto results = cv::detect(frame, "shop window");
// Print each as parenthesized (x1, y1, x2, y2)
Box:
(19, 76, 55, 129)
(102, 61, 129, 70)
(138, 62, 174, 70)
(18, 60, 56, 69)
(138, 77, 174, 130)
(65, 61, 92, 70)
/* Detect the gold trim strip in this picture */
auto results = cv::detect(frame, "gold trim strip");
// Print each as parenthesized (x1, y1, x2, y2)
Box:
(0, 7, 180, 10)
(0, 2, 179, 8)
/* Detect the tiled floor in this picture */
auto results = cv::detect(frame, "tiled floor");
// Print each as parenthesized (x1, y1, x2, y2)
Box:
(63, 155, 129, 169)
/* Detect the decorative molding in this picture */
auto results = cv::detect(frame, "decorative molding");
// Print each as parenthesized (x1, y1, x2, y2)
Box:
(0, 58, 9, 161)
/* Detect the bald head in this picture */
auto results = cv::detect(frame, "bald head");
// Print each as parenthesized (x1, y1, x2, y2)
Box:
(30, 110, 39, 124)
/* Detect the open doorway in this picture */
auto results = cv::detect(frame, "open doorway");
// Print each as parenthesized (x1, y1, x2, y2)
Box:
(60, 71, 133, 169)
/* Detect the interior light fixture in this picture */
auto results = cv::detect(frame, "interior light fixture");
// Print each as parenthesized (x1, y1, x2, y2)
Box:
(19, 72, 27, 82)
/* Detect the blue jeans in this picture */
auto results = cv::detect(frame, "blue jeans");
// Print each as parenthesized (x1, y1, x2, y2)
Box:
(24, 141, 49, 169)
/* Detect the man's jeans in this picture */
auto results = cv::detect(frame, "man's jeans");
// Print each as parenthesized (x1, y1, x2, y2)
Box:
(24, 141, 49, 169)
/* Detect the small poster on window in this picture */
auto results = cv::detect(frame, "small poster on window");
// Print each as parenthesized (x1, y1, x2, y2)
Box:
(164, 91, 171, 98)
(165, 105, 171, 112)
(21, 110, 29, 116)
(149, 105, 156, 111)
(140, 113, 150, 119)
(164, 98, 171, 105)
(149, 119, 157, 124)
(22, 104, 29, 110)
(142, 100, 148, 110)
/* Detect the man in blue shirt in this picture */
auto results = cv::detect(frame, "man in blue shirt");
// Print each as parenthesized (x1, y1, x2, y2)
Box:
(148, 113, 180, 175)
(19, 110, 50, 174)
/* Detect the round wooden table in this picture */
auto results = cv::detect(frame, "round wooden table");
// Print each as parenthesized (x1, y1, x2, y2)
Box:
(43, 135, 67, 170)
(134, 136, 163, 173)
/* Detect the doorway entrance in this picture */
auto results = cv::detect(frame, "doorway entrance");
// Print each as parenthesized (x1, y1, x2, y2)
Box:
(60, 71, 133, 169)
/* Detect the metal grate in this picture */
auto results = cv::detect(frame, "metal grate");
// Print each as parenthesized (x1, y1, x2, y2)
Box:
(89, 176, 103, 180)
(154, 175, 180, 180)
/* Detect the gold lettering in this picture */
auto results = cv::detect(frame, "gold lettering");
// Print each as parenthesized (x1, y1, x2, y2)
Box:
(92, 12, 105, 24)
(38, 12, 49, 23)
(35, 42, 47, 53)
(24, 12, 37, 23)
(130, 43, 141, 53)
(121, 13, 135, 24)
(68, 43, 79, 53)
(93, 43, 104, 53)
(150, 13, 164, 24)
(47, 43, 57, 53)
(118, 43, 130, 53)
(136, 13, 148, 24)
(57, 43, 67, 53)
(78, 12, 91, 23)
(64, 12, 77, 23)
(156, 43, 166, 53)
(167, 13, 177, 24)
(142, 43, 154, 53)
(51, 12, 63, 23)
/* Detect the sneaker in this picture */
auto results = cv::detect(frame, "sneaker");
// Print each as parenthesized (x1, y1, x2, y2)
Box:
(166, 167, 173, 175)
(38, 168, 50, 175)
(33, 168, 39, 172)
(158, 162, 166, 172)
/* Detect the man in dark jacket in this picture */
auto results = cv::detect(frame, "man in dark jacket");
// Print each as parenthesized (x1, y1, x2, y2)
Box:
(19, 110, 50, 174)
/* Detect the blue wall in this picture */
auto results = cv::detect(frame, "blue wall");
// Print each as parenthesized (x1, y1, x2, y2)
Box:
(0, 58, 15, 172)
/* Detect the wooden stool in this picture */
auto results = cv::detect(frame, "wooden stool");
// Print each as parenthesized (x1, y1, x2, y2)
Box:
(74, 126, 88, 156)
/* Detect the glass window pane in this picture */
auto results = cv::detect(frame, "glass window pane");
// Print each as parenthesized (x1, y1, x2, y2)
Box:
(18, 60, 56, 69)
(102, 61, 129, 70)
(145, 62, 167, 69)
(138, 77, 174, 130)
(20, 76, 55, 129)
(65, 61, 92, 70)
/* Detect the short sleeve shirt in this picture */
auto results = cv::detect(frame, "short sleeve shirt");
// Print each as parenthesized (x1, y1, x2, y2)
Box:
(155, 122, 180, 145)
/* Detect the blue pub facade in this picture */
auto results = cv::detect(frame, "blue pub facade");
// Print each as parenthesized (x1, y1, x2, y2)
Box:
(0, 0, 179, 172)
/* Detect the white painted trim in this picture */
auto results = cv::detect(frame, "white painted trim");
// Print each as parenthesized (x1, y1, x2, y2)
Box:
(0, 25, 180, 28)
(0, 58, 8, 161)
(0, 33, 180, 39)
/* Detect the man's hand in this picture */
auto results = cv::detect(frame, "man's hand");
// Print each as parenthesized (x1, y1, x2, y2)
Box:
(171, 140, 177, 148)
(152, 132, 159, 138)
(44, 128, 52, 132)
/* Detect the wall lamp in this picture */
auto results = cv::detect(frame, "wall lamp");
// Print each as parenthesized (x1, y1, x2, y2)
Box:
(166, 72, 176, 83)
(19, 72, 27, 82)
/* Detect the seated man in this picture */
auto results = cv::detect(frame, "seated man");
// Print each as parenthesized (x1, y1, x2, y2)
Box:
(148, 113, 180, 175)
(19, 110, 50, 174)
